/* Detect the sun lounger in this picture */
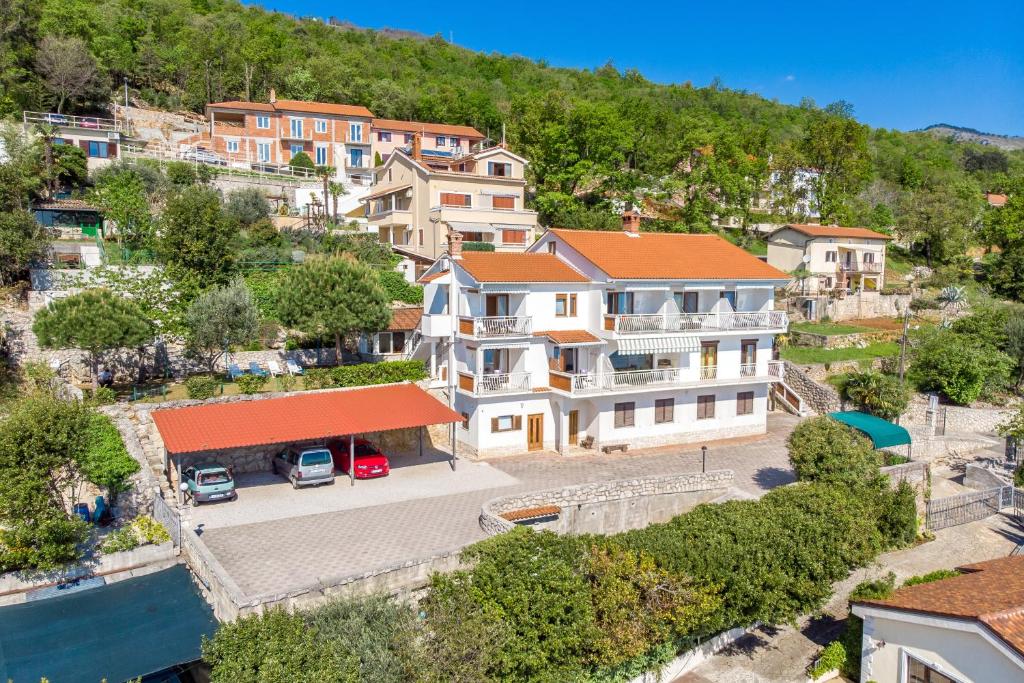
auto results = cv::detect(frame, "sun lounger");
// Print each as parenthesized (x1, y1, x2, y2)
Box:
(227, 363, 246, 380)
(286, 359, 304, 375)
(267, 360, 283, 376)
(248, 362, 269, 377)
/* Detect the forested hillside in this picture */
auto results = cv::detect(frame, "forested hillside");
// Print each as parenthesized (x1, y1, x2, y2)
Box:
(2, 0, 1023, 271)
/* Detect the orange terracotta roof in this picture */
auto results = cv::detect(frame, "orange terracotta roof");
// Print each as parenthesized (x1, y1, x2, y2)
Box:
(207, 101, 276, 112)
(418, 271, 447, 283)
(533, 330, 603, 345)
(388, 306, 422, 331)
(152, 384, 462, 454)
(457, 252, 589, 283)
(373, 118, 484, 139)
(549, 229, 790, 281)
(987, 193, 1009, 207)
(857, 556, 1024, 656)
(782, 224, 893, 240)
(206, 99, 373, 118)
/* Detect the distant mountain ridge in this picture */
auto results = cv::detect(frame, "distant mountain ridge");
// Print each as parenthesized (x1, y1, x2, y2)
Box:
(920, 123, 1024, 151)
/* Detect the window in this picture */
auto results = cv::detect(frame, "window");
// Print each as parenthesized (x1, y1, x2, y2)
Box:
(418, 229, 424, 246)
(461, 412, 469, 430)
(491, 415, 522, 432)
(906, 656, 957, 683)
(449, 137, 459, 148)
(719, 290, 737, 309)
(864, 251, 875, 263)
(736, 391, 754, 416)
(492, 195, 515, 210)
(257, 142, 271, 162)
(289, 118, 303, 139)
(87, 141, 109, 158)
(378, 332, 406, 354)
(501, 229, 526, 245)
(290, 144, 304, 157)
(555, 294, 568, 317)
(655, 398, 674, 424)
(255, 115, 270, 129)
(483, 348, 509, 374)
(697, 395, 716, 420)
(547, 242, 556, 255)
(436, 136, 447, 146)
(674, 291, 699, 313)
(315, 145, 328, 165)
(226, 139, 239, 154)
(825, 250, 837, 263)
(614, 402, 635, 428)
(440, 192, 471, 207)
(607, 291, 634, 315)
(741, 340, 757, 375)
(349, 123, 363, 142)
(488, 161, 512, 177)
(315, 119, 327, 133)
(377, 131, 392, 142)
(404, 133, 413, 144)
(349, 148, 364, 167)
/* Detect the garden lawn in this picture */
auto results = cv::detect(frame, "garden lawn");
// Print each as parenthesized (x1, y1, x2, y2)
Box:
(790, 321, 873, 335)
(781, 342, 900, 365)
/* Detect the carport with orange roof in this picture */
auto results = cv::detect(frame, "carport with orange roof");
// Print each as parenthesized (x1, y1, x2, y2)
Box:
(151, 383, 464, 498)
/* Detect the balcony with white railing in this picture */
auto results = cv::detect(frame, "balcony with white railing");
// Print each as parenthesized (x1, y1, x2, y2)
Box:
(458, 316, 533, 338)
(551, 360, 786, 396)
(767, 359, 784, 380)
(24, 111, 131, 134)
(458, 371, 532, 395)
(603, 310, 788, 335)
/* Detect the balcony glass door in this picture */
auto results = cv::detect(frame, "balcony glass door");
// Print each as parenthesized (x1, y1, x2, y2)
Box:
(718, 291, 736, 310)
(290, 118, 303, 139)
(483, 348, 508, 374)
(674, 291, 699, 313)
(485, 294, 509, 317)
(701, 341, 718, 379)
(349, 148, 363, 168)
(607, 292, 634, 314)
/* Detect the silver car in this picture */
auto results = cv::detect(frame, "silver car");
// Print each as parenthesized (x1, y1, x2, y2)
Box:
(272, 447, 335, 488)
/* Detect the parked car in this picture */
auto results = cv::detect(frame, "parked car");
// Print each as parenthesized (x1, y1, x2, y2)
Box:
(181, 463, 237, 504)
(178, 146, 226, 166)
(272, 447, 335, 488)
(328, 438, 391, 479)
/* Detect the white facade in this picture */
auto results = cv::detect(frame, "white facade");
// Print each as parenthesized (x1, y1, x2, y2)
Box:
(416, 231, 789, 458)
(766, 225, 889, 295)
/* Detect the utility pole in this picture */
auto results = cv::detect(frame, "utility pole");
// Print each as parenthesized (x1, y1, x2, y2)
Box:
(123, 78, 130, 129)
(897, 308, 911, 383)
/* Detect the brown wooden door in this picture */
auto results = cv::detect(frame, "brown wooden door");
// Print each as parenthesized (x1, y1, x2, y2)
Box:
(527, 414, 544, 451)
(568, 410, 579, 446)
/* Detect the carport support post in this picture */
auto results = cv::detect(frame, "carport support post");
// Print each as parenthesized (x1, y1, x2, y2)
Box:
(418, 426, 423, 457)
(349, 435, 355, 486)
(451, 423, 457, 471)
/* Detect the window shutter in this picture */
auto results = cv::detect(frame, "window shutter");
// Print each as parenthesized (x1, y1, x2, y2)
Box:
(491, 417, 499, 433)
(513, 415, 522, 430)
(493, 195, 515, 210)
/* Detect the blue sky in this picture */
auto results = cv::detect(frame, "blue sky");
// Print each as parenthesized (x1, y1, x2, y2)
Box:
(252, 1, 1024, 136)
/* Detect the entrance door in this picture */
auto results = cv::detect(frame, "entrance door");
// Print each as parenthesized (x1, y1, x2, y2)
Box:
(568, 410, 579, 446)
(527, 414, 544, 451)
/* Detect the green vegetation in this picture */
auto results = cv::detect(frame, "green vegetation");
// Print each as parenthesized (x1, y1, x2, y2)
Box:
(79, 413, 140, 504)
(809, 641, 847, 679)
(790, 321, 873, 335)
(780, 342, 899, 365)
(787, 416, 882, 485)
(235, 373, 269, 394)
(185, 375, 220, 400)
(840, 371, 910, 421)
(99, 515, 171, 554)
(184, 278, 261, 372)
(300, 360, 428, 391)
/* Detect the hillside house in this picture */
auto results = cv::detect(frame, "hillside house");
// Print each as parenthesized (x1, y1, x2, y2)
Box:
(767, 223, 891, 295)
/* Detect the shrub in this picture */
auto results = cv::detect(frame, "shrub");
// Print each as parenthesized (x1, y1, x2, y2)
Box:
(302, 368, 333, 390)
(902, 569, 960, 587)
(86, 386, 117, 405)
(100, 515, 170, 553)
(100, 526, 140, 553)
(787, 416, 882, 485)
(911, 329, 1009, 404)
(883, 452, 910, 466)
(277, 374, 296, 392)
(1015, 463, 1024, 488)
(186, 375, 220, 400)
(842, 371, 909, 421)
(288, 151, 314, 170)
(462, 241, 495, 252)
(235, 373, 268, 394)
(809, 640, 847, 679)
(79, 413, 140, 504)
(329, 360, 427, 387)
(378, 270, 424, 304)
(875, 481, 918, 547)
(224, 187, 272, 226)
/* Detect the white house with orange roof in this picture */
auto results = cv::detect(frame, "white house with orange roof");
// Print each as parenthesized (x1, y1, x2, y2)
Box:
(414, 213, 792, 458)
(767, 223, 892, 295)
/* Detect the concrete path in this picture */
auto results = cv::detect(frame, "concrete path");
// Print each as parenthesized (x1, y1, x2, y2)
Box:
(678, 513, 1024, 683)
(197, 415, 799, 598)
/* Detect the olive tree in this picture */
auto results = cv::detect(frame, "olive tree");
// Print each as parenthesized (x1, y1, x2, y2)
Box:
(33, 289, 154, 389)
(277, 256, 391, 364)
(185, 278, 260, 372)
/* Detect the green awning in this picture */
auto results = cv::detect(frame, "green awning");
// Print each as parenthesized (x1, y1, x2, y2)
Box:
(0, 565, 217, 683)
(829, 410, 912, 448)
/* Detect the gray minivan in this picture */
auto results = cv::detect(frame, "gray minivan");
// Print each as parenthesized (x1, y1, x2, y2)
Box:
(272, 447, 335, 488)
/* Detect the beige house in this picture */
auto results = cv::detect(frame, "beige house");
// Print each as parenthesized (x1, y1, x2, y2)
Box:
(363, 143, 538, 259)
(766, 224, 892, 295)
(853, 556, 1024, 683)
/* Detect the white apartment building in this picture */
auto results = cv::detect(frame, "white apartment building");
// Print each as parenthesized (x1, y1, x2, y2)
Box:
(416, 212, 791, 458)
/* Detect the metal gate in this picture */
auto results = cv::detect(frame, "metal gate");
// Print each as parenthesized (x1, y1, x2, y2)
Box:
(152, 492, 181, 547)
(935, 405, 947, 436)
(925, 486, 1006, 530)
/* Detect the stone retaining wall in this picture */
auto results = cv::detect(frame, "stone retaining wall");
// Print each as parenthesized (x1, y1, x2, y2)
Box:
(965, 463, 1012, 490)
(480, 470, 735, 537)
(789, 329, 897, 350)
(824, 292, 912, 322)
(903, 397, 1016, 436)
(781, 361, 842, 415)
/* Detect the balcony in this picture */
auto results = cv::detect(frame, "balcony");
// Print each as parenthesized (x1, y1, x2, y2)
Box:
(458, 316, 532, 338)
(839, 262, 882, 274)
(458, 371, 532, 395)
(603, 311, 788, 335)
(549, 360, 785, 396)
(23, 111, 131, 134)
(281, 129, 313, 142)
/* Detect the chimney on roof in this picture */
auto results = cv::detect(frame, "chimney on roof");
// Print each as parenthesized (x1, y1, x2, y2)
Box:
(269, 88, 277, 104)
(412, 132, 422, 162)
(448, 230, 463, 260)
(622, 209, 641, 235)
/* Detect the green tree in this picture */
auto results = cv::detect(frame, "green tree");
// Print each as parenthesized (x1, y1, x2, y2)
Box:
(896, 181, 981, 266)
(277, 256, 392, 364)
(842, 371, 910, 421)
(185, 278, 260, 372)
(800, 103, 871, 221)
(0, 209, 49, 285)
(157, 186, 237, 282)
(1005, 314, 1024, 389)
(90, 166, 151, 248)
(33, 289, 153, 389)
(327, 181, 346, 223)
(786, 416, 881, 485)
(289, 151, 314, 171)
(35, 34, 103, 113)
(911, 328, 1012, 404)
(224, 187, 271, 227)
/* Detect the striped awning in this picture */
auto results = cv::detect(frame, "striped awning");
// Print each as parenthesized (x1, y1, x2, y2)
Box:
(615, 335, 697, 354)
(447, 221, 494, 233)
(478, 341, 532, 350)
(491, 223, 531, 231)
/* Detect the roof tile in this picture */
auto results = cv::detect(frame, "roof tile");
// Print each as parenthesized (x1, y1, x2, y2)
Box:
(782, 224, 893, 240)
(372, 118, 484, 139)
(388, 306, 422, 331)
(458, 252, 589, 284)
(533, 330, 603, 345)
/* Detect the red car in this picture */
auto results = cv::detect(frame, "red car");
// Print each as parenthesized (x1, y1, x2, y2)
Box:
(328, 438, 390, 479)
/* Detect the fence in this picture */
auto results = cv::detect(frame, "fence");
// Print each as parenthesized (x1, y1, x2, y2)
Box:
(152, 493, 181, 547)
(925, 486, 1016, 530)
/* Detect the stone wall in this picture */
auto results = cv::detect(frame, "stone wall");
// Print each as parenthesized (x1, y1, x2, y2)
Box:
(781, 361, 842, 415)
(789, 329, 897, 350)
(902, 397, 1016, 436)
(798, 359, 887, 383)
(964, 463, 1011, 490)
(824, 292, 912, 322)
(480, 470, 735, 537)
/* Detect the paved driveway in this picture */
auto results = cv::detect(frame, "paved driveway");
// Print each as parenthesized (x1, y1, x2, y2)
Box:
(197, 415, 799, 598)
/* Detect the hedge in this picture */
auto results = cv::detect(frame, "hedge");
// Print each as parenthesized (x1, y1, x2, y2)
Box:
(302, 360, 427, 391)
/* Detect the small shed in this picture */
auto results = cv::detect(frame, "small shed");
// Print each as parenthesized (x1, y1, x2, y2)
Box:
(32, 198, 104, 237)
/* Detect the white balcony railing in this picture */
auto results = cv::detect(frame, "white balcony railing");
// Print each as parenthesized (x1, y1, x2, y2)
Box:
(462, 316, 532, 338)
(607, 311, 788, 334)
(699, 365, 718, 381)
(477, 372, 532, 395)
(768, 360, 784, 380)
(572, 368, 681, 394)
(23, 111, 130, 134)
(740, 363, 757, 377)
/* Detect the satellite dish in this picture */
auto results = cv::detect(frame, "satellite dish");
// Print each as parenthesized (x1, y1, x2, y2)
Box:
(802, 254, 811, 263)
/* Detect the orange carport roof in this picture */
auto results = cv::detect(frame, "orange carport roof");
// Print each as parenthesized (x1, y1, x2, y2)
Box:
(152, 383, 462, 454)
